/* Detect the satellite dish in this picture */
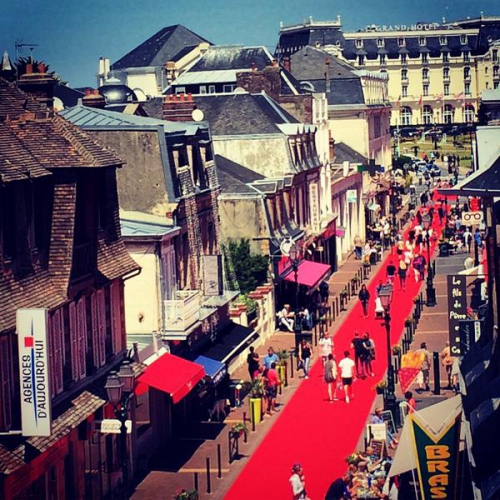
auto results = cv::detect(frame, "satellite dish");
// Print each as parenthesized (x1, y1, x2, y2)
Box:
(280, 238, 293, 257)
(191, 108, 204, 121)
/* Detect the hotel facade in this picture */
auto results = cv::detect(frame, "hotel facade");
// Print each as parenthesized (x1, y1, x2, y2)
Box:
(276, 14, 500, 127)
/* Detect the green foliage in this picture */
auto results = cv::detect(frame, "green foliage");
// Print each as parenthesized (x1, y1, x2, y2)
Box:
(224, 239, 268, 294)
(12, 57, 65, 84)
(173, 489, 198, 500)
(237, 294, 258, 313)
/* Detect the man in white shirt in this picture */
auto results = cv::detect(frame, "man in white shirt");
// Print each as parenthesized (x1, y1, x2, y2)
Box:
(319, 333, 333, 365)
(338, 350, 356, 403)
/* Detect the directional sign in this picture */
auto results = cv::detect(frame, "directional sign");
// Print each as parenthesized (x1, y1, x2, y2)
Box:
(100, 419, 132, 434)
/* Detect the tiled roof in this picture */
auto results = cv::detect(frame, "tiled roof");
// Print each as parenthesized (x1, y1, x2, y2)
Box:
(5, 112, 123, 168)
(0, 442, 25, 475)
(97, 238, 140, 282)
(112, 25, 210, 70)
(0, 77, 46, 118)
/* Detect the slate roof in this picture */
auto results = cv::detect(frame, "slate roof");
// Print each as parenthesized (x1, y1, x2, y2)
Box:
(334, 142, 368, 164)
(54, 83, 85, 109)
(444, 155, 500, 196)
(189, 46, 273, 72)
(215, 154, 264, 195)
(194, 93, 299, 136)
(112, 25, 210, 70)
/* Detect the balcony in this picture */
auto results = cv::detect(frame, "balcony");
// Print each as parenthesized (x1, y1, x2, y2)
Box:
(164, 290, 200, 332)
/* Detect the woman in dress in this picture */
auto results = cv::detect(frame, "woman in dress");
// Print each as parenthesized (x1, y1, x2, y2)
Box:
(324, 353, 338, 402)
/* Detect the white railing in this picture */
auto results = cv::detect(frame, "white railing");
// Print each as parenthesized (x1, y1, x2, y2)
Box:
(164, 290, 200, 331)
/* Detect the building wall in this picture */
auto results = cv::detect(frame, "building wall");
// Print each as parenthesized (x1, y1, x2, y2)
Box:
(328, 114, 369, 158)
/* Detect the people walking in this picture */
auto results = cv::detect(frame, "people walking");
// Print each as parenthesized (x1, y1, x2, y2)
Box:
(338, 351, 356, 404)
(324, 353, 338, 403)
(386, 260, 396, 284)
(398, 258, 408, 291)
(358, 284, 371, 319)
(299, 340, 312, 379)
(247, 346, 260, 380)
(440, 341, 456, 389)
(265, 362, 281, 415)
(361, 332, 375, 377)
(289, 463, 308, 500)
(319, 332, 333, 365)
(353, 234, 363, 260)
(416, 342, 431, 392)
(350, 331, 364, 378)
(263, 347, 279, 370)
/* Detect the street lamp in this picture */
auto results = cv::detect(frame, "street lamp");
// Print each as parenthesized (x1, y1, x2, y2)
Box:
(422, 214, 437, 307)
(105, 361, 136, 496)
(288, 243, 302, 354)
(379, 284, 398, 425)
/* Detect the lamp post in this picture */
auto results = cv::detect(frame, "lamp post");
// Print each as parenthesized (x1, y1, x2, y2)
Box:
(379, 284, 397, 424)
(422, 214, 437, 307)
(105, 361, 136, 497)
(288, 243, 302, 354)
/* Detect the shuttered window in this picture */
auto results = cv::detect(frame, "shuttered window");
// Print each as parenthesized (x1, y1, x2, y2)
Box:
(0, 335, 12, 430)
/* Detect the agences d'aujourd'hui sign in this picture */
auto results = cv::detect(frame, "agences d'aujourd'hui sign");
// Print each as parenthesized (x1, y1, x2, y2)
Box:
(17, 308, 52, 437)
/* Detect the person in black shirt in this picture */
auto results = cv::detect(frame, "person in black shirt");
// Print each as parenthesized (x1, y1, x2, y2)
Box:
(247, 347, 259, 380)
(325, 474, 351, 500)
(350, 331, 364, 378)
(386, 260, 396, 284)
(358, 284, 370, 318)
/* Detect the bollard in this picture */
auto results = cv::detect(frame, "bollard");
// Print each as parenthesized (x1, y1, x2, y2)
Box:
(251, 400, 256, 432)
(194, 472, 199, 492)
(217, 444, 222, 478)
(206, 457, 211, 494)
(433, 352, 441, 395)
(284, 363, 288, 387)
(328, 306, 333, 326)
(314, 328, 318, 347)
(335, 297, 339, 316)
(289, 351, 294, 379)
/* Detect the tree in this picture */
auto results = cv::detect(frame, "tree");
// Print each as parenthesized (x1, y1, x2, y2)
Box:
(225, 239, 268, 294)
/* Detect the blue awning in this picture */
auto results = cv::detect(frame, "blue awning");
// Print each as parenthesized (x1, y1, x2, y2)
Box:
(194, 355, 226, 385)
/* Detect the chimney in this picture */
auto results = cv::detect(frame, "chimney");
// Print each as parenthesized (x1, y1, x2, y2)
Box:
(236, 61, 281, 101)
(164, 60, 176, 85)
(163, 93, 197, 121)
(82, 88, 106, 109)
(283, 57, 291, 72)
(17, 62, 56, 110)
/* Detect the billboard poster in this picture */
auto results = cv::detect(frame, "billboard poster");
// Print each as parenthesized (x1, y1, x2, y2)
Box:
(447, 275, 467, 355)
(202, 255, 223, 296)
(17, 309, 52, 436)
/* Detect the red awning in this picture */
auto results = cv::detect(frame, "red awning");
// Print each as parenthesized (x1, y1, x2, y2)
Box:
(284, 260, 331, 288)
(135, 353, 205, 404)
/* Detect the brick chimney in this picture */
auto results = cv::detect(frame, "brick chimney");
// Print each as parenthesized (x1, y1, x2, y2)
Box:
(282, 57, 291, 72)
(82, 88, 106, 109)
(163, 93, 197, 121)
(236, 59, 281, 101)
(17, 63, 56, 110)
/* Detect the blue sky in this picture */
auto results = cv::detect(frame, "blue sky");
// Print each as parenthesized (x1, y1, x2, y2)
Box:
(1, 0, 498, 88)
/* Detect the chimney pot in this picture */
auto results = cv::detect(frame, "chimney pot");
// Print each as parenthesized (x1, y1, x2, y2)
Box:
(93, 89, 100, 96)
(37, 63, 46, 74)
(26, 63, 33, 75)
(187, 93, 193, 102)
(85, 88, 92, 96)
(172, 94, 177, 102)
(272, 59, 278, 67)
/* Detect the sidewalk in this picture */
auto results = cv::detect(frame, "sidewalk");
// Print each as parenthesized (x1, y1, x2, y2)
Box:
(131, 247, 394, 500)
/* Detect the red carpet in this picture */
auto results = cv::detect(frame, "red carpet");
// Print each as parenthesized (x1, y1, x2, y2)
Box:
(224, 213, 444, 500)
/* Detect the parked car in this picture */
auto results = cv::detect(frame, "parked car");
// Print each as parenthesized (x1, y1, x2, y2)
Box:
(429, 164, 442, 177)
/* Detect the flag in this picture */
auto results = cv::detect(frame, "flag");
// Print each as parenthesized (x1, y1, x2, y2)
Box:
(398, 351, 425, 393)
(396, 95, 401, 106)
(418, 95, 423, 106)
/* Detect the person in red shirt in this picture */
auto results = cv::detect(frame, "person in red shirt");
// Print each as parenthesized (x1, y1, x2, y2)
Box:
(405, 391, 416, 414)
(265, 363, 281, 415)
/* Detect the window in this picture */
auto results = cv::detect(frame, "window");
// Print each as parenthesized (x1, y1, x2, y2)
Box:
(464, 66, 470, 80)
(0, 335, 12, 430)
(443, 52, 449, 63)
(380, 54, 386, 65)
(223, 84, 235, 92)
(356, 39, 363, 49)
(494, 50, 499, 63)
(464, 104, 475, 123)
(465, 83, 471, 96)
(175, 86, 186, 94)
(400, 106, 412, 126)
(422, 53, 428, 63)
(439, 36, 447, 45)
(443, 67, 450, 80)
(402, 85, 408, 97)
(422, 105, 433, 125)
(401, 53, 407, 64)
(401, 68, 408, 81)
(398, 38, 405, 47)
(460, 34, 467, 44)
(422, 68, 429, 80)
(443, 104, 454, 124)
(463, 51, 470, 62)
(419, 37, 426, 46)
(358, 55, 365, 66)
(493, 66, 499, 78)
(377, 39, 384, 48)
(373, 115, 381, 138)
(444, 83, 450, 96)
(199, 85, 207, 94)
(485, 67, 488, 75)
(208, 85, 216, 94)
(494, 81, 499, 89)
(423, 84, 429, 96)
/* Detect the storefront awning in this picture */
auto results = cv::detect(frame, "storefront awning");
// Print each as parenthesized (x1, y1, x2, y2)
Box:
(202, 322, 259, 365)
(136, 353, 205, 403)
(194, 355, 227, 384)
(284, 260, 331, 288)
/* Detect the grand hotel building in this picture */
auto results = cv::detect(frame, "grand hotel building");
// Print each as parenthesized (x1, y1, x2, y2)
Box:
(276, 14, 500, 126)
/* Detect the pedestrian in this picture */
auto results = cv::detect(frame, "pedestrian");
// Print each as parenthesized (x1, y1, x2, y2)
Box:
(463, 227, 472, 253)
(325, 473, 352, 500)
(247, 346, 260, 380)
(319, 280, 330, 304)
(319, 332, 333, 365)
(350, 331, 364, 377)
(398, 258, 408, 291)
(386, 260, 396, 284)
(404, 391, 416, 413)
(353, 234, 363, 260)
(289, 463, 308, 500)
(324, 353, 338, 403)
(263, 347, 279, 370)
(361, 332, 376, 377)
(474, 228, 482, 249)
(440, 341, 456, 389)
(416, 342, 431, 392)
(265, 362, 281, 415)
(300, 306, 313, 331)
(358, 284, 371, 319)
(396, 239, 405, 257)
(412, 252, 425, 282)
(338, 350, 356, 404)
(299, 339, 312, 379)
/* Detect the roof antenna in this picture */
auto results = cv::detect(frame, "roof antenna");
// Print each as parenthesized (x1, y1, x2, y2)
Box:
(14, 39, 38, 82)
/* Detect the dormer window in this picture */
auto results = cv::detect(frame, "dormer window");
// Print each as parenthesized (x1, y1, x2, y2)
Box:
(439, 36, 447, 45)
(398, 38, 405, 47)
(460, 34, 467, 45)
(377, 39, 384, 48)
(355, 39, 363, 49)
(419, 37, 426, 46)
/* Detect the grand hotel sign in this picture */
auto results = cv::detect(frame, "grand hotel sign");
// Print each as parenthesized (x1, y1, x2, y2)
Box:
(362, 22, 441, 32)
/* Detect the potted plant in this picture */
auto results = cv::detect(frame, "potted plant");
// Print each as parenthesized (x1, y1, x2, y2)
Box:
(392, 345, 402, 356)
(230, 421, 249, 439)
(375, 380, 387, 395)
(247, 379, 264, 425)
(345, 453, 359, 466)
(404, 318, 415, 328)
(173, 489, 198, 500)
(340, 288, 348, 299)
